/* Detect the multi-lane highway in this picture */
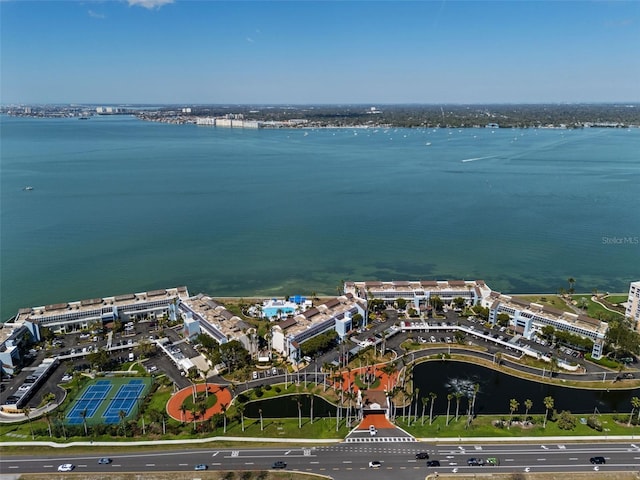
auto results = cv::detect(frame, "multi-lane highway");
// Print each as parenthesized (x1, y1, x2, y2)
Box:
(2, 442, 640, 478)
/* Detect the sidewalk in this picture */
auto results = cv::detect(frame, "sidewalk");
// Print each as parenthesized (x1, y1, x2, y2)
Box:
(2, 434, 639, 449)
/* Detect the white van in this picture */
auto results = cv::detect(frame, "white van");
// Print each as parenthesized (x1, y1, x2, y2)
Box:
(128, 352, 135, 362)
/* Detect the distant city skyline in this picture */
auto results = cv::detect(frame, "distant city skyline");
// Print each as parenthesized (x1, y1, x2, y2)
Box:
(1, 0, 639, 105)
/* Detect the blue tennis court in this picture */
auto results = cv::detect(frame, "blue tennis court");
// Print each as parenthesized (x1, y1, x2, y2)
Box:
(67, 380, 112, 424)
(102, 379, 145, 424)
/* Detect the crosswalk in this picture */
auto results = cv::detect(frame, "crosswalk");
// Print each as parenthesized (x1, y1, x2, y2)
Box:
(344, 436, 417, 443)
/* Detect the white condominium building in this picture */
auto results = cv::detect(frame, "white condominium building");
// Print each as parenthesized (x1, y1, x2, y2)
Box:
(11, 286, 189, 341)
(625, 281, 640, 328)
(344, 280, 491, 312)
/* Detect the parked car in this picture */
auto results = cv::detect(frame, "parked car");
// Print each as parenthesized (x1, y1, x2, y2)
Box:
(272, 461, 287, 469)
(426, 460, 441, 467)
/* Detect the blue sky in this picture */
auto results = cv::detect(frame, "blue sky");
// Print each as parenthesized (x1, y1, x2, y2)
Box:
(1, 0, 639, 104)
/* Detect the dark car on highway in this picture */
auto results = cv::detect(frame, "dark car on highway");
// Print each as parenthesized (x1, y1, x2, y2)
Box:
(426, 460, 441, 467)
(590, 456, 606, 464)
(272, 461, 286, 469)
(415, 452, 429, 459)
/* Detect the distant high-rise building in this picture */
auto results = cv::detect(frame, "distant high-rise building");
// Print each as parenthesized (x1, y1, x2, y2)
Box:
(625, 281, 640, 329)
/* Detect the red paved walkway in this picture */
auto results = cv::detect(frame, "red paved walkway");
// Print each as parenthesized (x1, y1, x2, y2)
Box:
(166, 384, 231, 423)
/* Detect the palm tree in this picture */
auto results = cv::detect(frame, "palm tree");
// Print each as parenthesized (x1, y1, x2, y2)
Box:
(446, 393, 454, 425)
(454, 392, 463, 421)
(629, 396, 640, 426)
(22, 406, 34, 440)
(524, 399, 533, 423)
(568, 277, 576, 294)
(80, 408, 89, 436)
(190, 406, 198, 429)
(543, 396, 554, 428)
(57, 411, 67, 439)
(429, 392, 437, 425)
(466, 384, 480, 428)
(237, 402, 246, 432)
(179, 404, 187, 424)
(259, 408, 264, 431)
(296, 395, 303, 429)
(508, 399, 519, 428)
(421, 396, 429, 425)
(119, 409, 127, 436)
(221, 403, 228, 433)
(413, 387, 420, 424)
(43, 410, 53, 438)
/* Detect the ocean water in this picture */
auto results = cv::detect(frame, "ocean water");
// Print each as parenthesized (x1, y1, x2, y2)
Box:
(1, 115, 639, 320)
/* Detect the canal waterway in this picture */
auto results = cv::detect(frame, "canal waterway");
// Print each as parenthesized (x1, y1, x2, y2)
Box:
(244, 362, 640, 418)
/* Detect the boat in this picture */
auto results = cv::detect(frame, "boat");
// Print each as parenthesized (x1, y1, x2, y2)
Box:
(23, 186, 34, 191)
(79, 116, 90, 120)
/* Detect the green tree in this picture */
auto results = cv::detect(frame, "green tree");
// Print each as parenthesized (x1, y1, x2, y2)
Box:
(22, 406, 34, 439)
(496, 313, 510, 327)
(428, 392, 437, 425)
(543, 396, 554, 428)
(557, 410, 576, 430)
(454, 393, 463, 421)
(508, 399, 519, 428)
(80, 408, 88, 436)
(524, 399, 533, 422)
(446, 393, 454, 425)
(237, 402, 246, 432)
(119, 409, 127, 436)
(429, 295, 444, 312)
(567, 277, 576, 294)
(629, 396, 640, 426)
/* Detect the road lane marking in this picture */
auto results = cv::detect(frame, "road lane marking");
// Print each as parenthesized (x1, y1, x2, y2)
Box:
(145, 464, 155, 467)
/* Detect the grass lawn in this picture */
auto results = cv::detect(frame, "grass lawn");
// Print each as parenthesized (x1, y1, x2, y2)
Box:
(397, 412, 640, 438)
(571, 295, 624, 320)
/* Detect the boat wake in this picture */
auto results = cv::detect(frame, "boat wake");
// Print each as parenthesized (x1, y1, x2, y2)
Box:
(461, 155, 496, 163)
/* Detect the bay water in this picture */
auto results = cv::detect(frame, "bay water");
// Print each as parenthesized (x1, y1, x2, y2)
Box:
(1, 115, 639, 320)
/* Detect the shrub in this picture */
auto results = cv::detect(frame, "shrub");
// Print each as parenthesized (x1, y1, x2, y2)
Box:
(557, 410, 576, 430)
(274, 386, 281, 393)
(587, 415, 603, 431)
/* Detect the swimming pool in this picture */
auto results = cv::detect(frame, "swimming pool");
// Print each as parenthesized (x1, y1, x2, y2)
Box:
(262, 306, 295, 318)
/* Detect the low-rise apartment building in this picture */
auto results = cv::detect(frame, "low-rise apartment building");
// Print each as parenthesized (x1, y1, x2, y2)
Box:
(348, 279, 608, 359)
(271, 294, 366, 363)
(344, 280, 491, 314)
(10, 287, 189, 342)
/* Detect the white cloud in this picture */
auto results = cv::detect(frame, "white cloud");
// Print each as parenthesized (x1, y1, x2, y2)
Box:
(88, 10, 106, 19)
(246, 37, 254, 43)
(127, 0, 174, 9)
